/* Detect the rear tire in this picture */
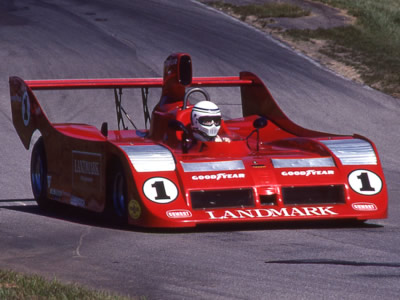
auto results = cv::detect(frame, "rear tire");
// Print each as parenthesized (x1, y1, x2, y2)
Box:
(31, 137, 50, 209)
(108, 162, 128, 225)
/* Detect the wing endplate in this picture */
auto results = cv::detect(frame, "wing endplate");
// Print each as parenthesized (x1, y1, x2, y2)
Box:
(9, 76, 52, 149)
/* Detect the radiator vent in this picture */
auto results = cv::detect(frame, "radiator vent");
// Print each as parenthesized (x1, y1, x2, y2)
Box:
(282, 185, 345, 205)
(191, 189, 254, 209)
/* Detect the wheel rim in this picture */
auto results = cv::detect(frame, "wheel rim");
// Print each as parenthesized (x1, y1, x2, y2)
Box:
(112, 172, 126, 217)
(32, 154, 43, 197)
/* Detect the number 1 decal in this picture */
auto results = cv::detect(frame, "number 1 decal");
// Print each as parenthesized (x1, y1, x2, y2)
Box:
(151, 181, 171, 200)
(143, 177, 178, 203)
(357, 172, 375, 192)
(348, 170, 382, 195)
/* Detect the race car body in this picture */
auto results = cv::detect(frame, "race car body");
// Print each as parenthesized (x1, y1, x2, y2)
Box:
(10, 53, 388, 228)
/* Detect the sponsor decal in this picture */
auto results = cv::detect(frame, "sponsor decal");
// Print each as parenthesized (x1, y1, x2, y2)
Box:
(166, 209, 193, 219)
(21, 91, 30, 126)
(206, 206, 338, 220)
(348, 170, 382, 196)
(128, 199, 141, 220)
(47, 175, 52, 188)
(74, 159, 100, 176)
(252, 165, 266, 168)
(192, 173, 245, 181)
(281, 170, 334, 177)
(70, 195, 85, 208)
(50, 188, 63, 197)
(49, 188, 64, 201)
(143, 177, 178, 204)
(352, 202, 378, 211)
(72, 151, 102, 189)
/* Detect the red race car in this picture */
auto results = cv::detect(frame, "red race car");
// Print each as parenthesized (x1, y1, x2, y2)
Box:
(10, 53, 388, 228)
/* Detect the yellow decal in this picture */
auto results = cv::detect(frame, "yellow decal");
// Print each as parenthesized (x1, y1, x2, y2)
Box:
(128, 199, 141, 220)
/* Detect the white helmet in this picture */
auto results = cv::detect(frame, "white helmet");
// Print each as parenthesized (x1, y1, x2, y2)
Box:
(191, 101, 221, 141)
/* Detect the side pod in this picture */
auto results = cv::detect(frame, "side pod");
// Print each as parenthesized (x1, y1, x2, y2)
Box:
(9, 76, 52, 149)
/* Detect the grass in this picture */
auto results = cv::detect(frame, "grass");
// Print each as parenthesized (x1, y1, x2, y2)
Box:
(285, 0, 400, 97)
(0, 269, 134, 300)
(206, 1, 310, 20)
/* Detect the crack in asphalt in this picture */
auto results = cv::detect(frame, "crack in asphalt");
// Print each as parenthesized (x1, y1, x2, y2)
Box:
(74, 227, 91, 258)
(266, 259, 400, 268)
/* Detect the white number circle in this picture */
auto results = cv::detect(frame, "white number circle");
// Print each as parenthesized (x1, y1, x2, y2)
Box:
(348, 170, 382, 195)
(143, 177, 178, 204)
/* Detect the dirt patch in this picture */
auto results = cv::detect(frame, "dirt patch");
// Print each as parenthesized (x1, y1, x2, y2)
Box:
(202, 0, 362, 83)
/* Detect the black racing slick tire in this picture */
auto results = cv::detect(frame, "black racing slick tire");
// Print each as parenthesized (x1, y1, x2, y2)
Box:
(109, 162, 128, 225)
(31, 137, 50, 209)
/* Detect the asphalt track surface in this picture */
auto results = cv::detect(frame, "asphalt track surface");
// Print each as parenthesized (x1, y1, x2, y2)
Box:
(1, 1, 400, 299)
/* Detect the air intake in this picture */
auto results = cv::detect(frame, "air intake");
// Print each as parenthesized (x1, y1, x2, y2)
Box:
(191, 188, 254, 209)
(282, 185, 345, 205)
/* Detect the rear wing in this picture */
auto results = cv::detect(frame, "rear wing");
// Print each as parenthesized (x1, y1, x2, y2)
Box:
(25, 77, 251, 90)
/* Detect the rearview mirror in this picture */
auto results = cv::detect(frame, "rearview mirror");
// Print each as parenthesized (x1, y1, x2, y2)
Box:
(253, 116, 268, 129)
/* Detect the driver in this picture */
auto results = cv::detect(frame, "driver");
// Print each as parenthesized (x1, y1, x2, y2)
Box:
(191, 101, 230, 142)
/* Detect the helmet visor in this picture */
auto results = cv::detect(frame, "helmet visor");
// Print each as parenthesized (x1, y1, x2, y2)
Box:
(198, 116, 221, 126)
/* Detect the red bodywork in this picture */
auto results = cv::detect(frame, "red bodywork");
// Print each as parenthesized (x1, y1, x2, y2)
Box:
(10, 53, 388, 228)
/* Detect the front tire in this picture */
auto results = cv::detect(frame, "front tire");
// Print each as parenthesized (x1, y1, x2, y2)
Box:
(31, 137, 50, 208)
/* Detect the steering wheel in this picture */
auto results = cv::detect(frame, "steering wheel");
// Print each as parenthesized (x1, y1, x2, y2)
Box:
(182, 88, 210, 110)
